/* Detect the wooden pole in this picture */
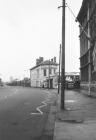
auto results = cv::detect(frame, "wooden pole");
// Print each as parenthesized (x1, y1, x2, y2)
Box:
(58, 44, 61, 94)
(61, 0, 65, 109)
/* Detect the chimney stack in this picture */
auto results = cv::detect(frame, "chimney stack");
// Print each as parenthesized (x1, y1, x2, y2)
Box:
(36, 57, 44, 65)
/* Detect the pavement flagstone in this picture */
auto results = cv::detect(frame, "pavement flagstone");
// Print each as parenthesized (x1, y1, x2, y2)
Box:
(53, 89, 96, 140)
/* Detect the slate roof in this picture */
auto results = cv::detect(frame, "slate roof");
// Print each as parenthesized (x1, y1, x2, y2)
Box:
(30, 60, 58, 71)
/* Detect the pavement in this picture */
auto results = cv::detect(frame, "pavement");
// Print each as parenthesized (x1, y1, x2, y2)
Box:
(53, 89, 96, 140)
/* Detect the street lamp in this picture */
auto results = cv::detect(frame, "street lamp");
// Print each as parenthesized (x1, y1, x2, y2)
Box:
(58, 44, 61, 94)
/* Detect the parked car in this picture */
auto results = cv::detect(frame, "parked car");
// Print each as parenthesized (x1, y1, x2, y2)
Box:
(65, 79, 74, 89)
(65, 75, 80, 89)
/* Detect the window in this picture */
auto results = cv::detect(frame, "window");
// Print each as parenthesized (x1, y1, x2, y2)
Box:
(44, 69, 46, 76)
(54, 69, 56, 74)
(37, 69, 39, 78)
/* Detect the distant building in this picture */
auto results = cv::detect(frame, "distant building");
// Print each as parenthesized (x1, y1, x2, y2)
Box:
(0, 78, 3, 86)
(0, 78, 1, 82)
(77, 0, 96, 91)
(30, 57, 58, 88)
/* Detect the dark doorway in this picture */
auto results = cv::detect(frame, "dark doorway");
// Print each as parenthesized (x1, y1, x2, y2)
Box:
(50, 79, 53, 89)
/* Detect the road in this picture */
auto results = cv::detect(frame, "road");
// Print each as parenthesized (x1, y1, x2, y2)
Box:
(0, 86, 56, 140)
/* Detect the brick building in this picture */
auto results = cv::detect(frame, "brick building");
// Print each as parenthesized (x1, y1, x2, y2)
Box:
(77, 0, 96, 91)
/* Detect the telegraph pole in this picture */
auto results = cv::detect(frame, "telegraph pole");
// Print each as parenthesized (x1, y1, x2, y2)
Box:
(49, 59, 50, 89)
(61, 0, 65, 109)
(58, 44, 61, 94)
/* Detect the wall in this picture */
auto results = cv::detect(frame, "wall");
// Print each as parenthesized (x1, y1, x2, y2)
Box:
(30, 64, 58, 88)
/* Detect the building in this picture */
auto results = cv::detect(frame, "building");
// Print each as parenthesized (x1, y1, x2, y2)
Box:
(30, 57, 58, 88)
(77, 0, 96, 91)
(0, 78, 3, 86)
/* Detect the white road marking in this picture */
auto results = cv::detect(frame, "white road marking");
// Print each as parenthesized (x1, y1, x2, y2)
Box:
(30, 90, 55, 115)
(65, 100, 76, 103)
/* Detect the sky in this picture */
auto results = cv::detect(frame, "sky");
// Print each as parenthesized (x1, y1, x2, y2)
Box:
(0, 0, 83, 81)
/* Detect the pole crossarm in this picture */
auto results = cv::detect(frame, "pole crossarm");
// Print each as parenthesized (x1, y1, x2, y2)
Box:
(58, 6, 63, 9)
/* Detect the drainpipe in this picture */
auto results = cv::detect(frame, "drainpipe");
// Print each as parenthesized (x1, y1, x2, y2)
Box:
(87, 3, 91, 96)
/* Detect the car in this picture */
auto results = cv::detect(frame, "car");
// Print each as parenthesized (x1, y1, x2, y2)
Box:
(65, 79, 74, 89)
(65, 75, 80, 89)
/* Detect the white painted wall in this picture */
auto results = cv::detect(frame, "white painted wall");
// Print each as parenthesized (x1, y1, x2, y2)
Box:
(30, 64, 58, 88)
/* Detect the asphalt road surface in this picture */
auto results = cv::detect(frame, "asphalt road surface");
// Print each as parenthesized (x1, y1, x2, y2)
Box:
(0, 86, 56, 140)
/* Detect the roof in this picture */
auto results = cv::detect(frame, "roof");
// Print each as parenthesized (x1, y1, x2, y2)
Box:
(77, 0, 89, 23)
(30, 60, 58, 71)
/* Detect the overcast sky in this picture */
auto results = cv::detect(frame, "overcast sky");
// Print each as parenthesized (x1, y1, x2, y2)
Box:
(0, 0, 83, 81)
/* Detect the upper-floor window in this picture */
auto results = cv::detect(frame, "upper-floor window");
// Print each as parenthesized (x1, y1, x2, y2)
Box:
(54, 69, 56, 74)
(44, 69, 46, 76)
(37, 69, 39, 78)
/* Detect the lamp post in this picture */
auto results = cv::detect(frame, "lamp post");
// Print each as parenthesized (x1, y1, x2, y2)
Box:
(58, 44, 61, 94)
(49, 59, 50, 89)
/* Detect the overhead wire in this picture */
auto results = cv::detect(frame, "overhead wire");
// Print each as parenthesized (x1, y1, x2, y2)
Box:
(65, 2, 91, 41)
